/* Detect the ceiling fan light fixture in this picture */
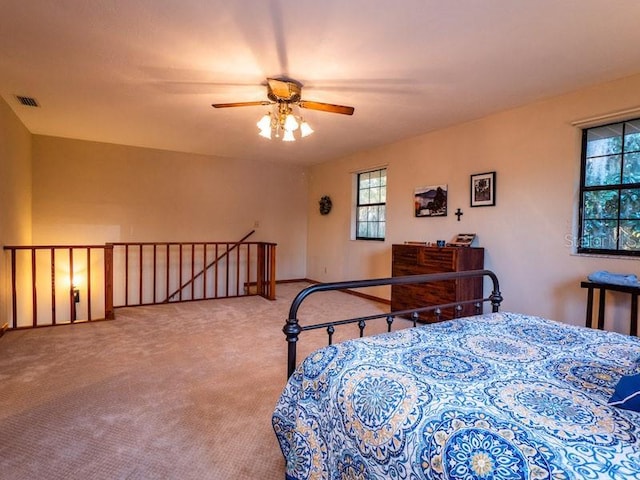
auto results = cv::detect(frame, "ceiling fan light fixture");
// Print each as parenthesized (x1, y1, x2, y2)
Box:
(282, 129, 295, 142)
(256, 113, 271, 130)
(300, 121, 314, 137)
(258, 127, 272, 139)
(284, 113, 299, 132)
(255, 104, 312, 141)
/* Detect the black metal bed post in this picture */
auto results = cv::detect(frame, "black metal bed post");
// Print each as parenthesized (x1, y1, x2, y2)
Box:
(283, 319, 302, 379)
(490, 283, 503, 312)
(284, 281, 324, 378)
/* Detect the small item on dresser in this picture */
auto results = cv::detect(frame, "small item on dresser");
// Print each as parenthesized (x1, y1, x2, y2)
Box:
(436, 240, 446, 247)
(587, 270, 639, 287)
(449, 233, 476, 247)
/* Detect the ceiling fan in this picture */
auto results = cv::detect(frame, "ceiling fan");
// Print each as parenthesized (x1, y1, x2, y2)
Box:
(212, 77, 355, 115)
(212, 77, 354, 141)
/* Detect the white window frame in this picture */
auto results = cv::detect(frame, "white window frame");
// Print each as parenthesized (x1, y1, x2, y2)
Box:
(353, 167, 387, 241)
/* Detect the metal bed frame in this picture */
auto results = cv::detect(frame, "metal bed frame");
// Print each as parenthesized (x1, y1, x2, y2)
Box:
(283, 269, 502, 378)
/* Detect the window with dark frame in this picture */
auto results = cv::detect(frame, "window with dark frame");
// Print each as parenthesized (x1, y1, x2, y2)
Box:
(578, 118, 640, 256)
(356, 168, 387, 240)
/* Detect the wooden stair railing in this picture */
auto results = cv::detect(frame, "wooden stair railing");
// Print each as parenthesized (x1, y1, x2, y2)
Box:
(2, 244, 109, 329)
(108, 239, 276, 307)
(164, 230, 255, 303)
(3, 237, 276, 329)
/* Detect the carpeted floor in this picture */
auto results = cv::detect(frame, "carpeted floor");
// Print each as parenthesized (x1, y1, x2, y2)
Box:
(0, 282, 398, 479)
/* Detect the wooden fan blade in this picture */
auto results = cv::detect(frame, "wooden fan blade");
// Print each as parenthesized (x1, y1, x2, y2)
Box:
(212, 101, 271, 108)
(299, 100, 354, 115)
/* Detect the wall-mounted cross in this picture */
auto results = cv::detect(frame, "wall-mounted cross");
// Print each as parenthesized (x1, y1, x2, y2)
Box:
(455, 208, 463, 221)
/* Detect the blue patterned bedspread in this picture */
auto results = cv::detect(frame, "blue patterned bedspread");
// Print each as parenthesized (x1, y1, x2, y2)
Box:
(272, 312, 640, 479)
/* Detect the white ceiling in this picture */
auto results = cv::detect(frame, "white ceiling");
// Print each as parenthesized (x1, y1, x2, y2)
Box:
(2, 0, 640, 165)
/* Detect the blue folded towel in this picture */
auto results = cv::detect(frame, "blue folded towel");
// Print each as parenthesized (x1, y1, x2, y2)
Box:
(588, 270, 639, 287)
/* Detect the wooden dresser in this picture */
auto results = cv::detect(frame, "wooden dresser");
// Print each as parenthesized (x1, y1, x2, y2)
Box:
(391, 244, 485, 322)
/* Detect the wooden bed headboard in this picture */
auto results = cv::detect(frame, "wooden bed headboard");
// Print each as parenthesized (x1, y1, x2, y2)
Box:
(283, 269, 502, 378)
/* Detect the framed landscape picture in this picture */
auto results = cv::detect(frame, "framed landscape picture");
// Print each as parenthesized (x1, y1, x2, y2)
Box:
(470, 171, 496, 207)
(414, 184, 448, 217)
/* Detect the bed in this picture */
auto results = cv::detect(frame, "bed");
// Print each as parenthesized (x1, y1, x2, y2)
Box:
(272, 270, 640, 479)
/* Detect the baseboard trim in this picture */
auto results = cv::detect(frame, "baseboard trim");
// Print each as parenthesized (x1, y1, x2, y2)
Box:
(275, 278, 308, 284)
(250, 278, 390, 305)
(298, 278, 390, 305)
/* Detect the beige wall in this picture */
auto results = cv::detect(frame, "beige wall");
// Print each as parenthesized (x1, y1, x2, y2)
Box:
(0, 97, 32, 327)
(307, 73, 640, 332)
(31, 135, 308, 280)
(6, 73, 640, 332)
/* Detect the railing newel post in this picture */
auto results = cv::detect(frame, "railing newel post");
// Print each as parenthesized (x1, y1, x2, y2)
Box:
(104, 244, 115, 320)
(269, 243, 276, 300)
(10, 248, 18, 329)
(31, 249, 37, 327)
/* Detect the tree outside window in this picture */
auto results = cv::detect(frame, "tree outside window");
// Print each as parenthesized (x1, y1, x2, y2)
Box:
(579, 119, 640, 255)
(356, 168, 386, 241)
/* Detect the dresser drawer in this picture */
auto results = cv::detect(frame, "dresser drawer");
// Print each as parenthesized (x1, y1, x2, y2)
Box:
(391, 244, 484, 322)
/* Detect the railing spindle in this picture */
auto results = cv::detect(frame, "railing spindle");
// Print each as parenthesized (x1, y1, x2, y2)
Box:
(268, 244, 276, 300)
(235, 244, 240, 296)
(124, 244, 130, 306)
(87, 247, 92, 321)
(165, 243, 171, 301)
(152, 244, 157, 304)
(246, 244, 251, 295)
(214, 243, 219, 298)
(257, 243, 264, 296)
(225, 243, 230, 297)
(31, 249, 37, 327)
(138, 244, 143, 305)
(69, 247, 75, 322)
(190, 244, 195, 300)
(10, 249, 17, 328)
(105, 244, 114, 320)
(203, 243, 208, 299)
(178, 244, 183, 302)
(50, 247, 56, 325)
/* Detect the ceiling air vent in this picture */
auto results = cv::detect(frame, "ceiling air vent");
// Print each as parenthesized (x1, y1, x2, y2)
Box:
(15, 95, 39, 107)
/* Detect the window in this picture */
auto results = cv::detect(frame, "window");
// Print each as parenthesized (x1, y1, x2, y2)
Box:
(356, 168, 387, 240)
(578, 118, 640, 256)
